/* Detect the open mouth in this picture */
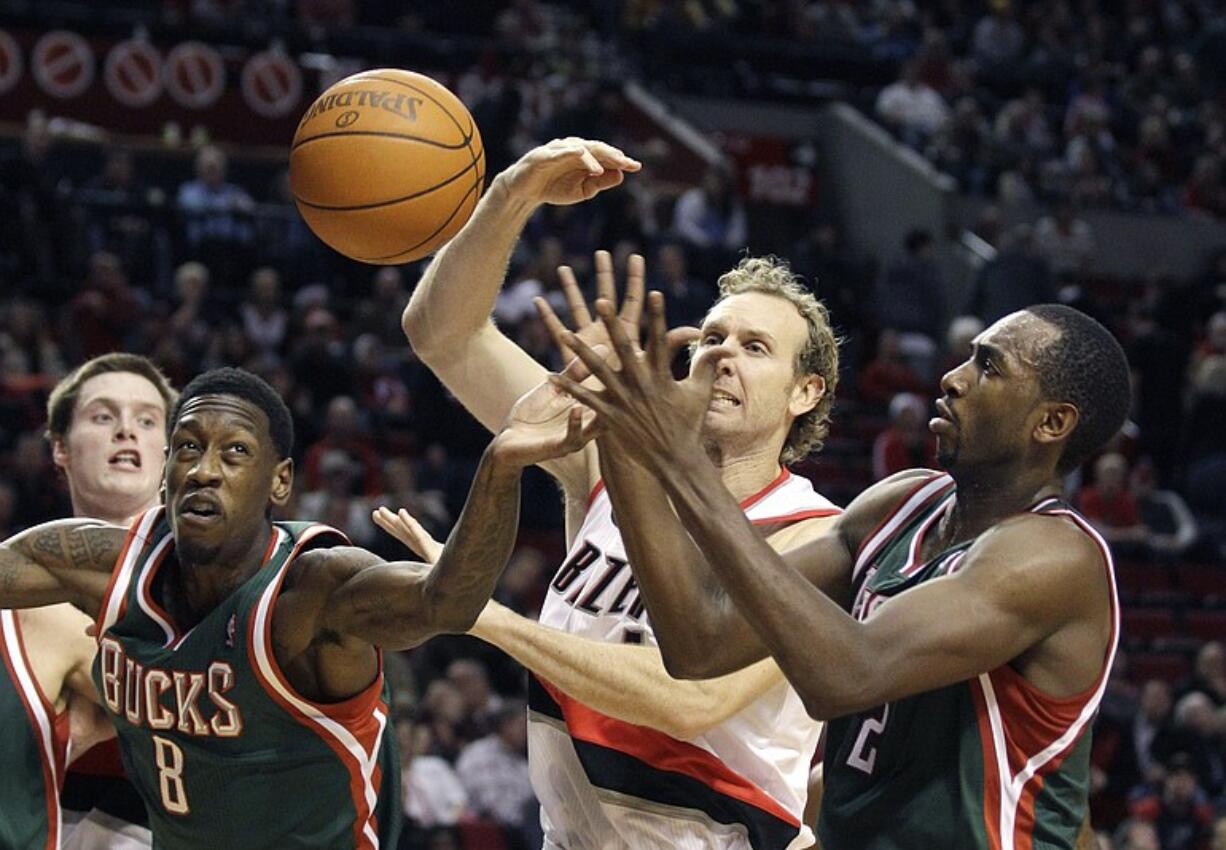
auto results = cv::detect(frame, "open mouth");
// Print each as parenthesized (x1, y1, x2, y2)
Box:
(179, 494, 221, 523)
(709, 389, 741, 408)
(108, 450, 141, 469)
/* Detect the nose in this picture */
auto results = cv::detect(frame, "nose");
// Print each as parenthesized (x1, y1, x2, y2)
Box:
(113, 413, 138, 441)
(186, 448, 222, 488)
(940, 364, 967, 398)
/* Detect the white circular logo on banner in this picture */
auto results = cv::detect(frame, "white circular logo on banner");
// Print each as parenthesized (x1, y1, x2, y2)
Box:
(164, 41, 225, 109)
(31, 30, 95, 99)
(105, 39, 162, 107)
(241, 50, 302, 118)
(0, 30, 23, 95)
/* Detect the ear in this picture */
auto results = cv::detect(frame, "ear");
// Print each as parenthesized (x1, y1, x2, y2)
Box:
(789, 374, 825, 419)
(270, 458, 294, 508)
(51, 437, 70, 471)
(1033, 401, 1079, 448)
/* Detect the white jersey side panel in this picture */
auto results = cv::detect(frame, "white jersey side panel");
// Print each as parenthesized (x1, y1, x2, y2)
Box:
(528, 469, 839, 850)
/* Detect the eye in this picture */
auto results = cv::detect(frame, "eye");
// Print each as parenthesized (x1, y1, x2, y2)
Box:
(175, 440, 200, 454)
(91, 412, 113, 424)
(746, 341, 767, 355)
(700, 333, 723, 346)
(139, 416, 159, 428)
(229, 443, 250, 455)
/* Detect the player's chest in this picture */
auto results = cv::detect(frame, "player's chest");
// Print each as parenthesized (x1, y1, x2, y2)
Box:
(540, 527, 653, 645)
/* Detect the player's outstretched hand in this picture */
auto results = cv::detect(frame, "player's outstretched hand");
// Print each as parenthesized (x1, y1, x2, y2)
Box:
(503, 138, 640, 207)
(536, 249, 645, 373)
(372, 506, 443, 562)
(490, 360, 605, 469)
(547, 292, 716, 472)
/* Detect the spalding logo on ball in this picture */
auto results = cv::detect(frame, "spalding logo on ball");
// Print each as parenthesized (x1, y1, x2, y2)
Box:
(290, 69, 485, 265)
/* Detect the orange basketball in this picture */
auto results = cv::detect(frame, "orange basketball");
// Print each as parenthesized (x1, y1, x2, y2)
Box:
(289, 69, 484, 265)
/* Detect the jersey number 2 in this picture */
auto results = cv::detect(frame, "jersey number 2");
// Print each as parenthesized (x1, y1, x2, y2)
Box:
(153, 735, 190, 815)
(846, 704, 890, 775)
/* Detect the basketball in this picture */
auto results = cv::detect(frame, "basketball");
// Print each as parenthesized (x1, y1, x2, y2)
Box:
(289, 69, 485, 265)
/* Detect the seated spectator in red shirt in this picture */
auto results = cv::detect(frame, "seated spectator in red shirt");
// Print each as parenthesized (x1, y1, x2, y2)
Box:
(858, 329, 928, 407)
(302, 394, 381, 496)
(872, 392, 937, 480)
(1127, 752, 1216, 850)
(1078, 452, 1150, 556)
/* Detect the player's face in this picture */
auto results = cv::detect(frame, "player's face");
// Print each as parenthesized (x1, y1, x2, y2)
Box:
(932, 312, 1050, 472)
(165, 395, 291, 564)
(693, 292, 822, 458)
(53, 372, 168, 520)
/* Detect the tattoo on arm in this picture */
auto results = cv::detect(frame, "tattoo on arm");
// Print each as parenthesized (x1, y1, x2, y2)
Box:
(25, 524, 125, 573)
(425, 454, 521, 632)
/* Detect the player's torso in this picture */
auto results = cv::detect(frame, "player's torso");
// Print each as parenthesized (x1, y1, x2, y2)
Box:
(0, 609, 69, 850)
(91, 509, 399, 850)
(532, 471, 838, 850)
(819, 474, 1117, 850)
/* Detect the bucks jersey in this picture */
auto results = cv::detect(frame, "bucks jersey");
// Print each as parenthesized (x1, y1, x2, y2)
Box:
(530, 469, 840, 850)
(819, 474, 1118, 850)
(0, 609, 69, 850)
(91, 508, 400, 850)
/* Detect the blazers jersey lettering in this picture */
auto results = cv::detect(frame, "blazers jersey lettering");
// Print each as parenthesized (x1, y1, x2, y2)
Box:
(91, 508, 400, 850)
(819, 474, 1118, 850)
(530, 468, 840, 850)
(0, 609, 70, 850)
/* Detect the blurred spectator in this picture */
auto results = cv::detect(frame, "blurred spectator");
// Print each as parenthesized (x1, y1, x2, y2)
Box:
(494, 547, 547, 617)
(397, 716, 469, 830)
(168, 261, 220, 365)
(971, 6, 1026, 68)
(937, 315, 984, 380)
(418, 679, 468, 763)
(1134, 679, 1173, 782)
(288, 306, 354, 410)
(875, 59, 951, 143)
(302, 395, 381, 496)
(66, 252, 146, 360)
(0, 115, 70, 289)
(1034, 202, 1096, 279)
(456, 701, 533, 850)
(354, 266, 412, 347)
(965, 224, 1057, 325)
(1179, 642, 1226, 708)
(1130, 459, 1198, 560)
(298, 449, 377, 548)
(447, 658, 504, 742)
(176, 145, 255, 283)
(81, 145, 169, 289)
(374, 458, 449, 556)
(239, 267, 288, 355)
(0, 481, 16, 537)
(670, 166, 747, 260)
(0, 299, 66, 381)
(1112, 818, 1161, 850)
(872, 393, 936, 480)
(858, 329, 928, 407)
(875, 229, 946, 379)
(651, 242, 710, 327)
(1077, 453, 1150, 556)
(1127, 751, 1215, 850)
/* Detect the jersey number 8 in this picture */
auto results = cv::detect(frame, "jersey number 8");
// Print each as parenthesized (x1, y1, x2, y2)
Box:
(153, 735, 190, 815)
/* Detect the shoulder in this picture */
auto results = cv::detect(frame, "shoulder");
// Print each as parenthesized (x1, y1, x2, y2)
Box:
(837, 469, 948, 550)
(285, 546, 384, 596)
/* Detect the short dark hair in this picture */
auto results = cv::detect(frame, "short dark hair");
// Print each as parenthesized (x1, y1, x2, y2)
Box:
(171, 368, 294, 459)
(1025, 305, 1131, 475)
(46, 353, 178, 442)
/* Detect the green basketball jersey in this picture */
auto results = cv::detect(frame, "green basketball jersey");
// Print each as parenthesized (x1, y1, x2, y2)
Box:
(0, 609, 68, 850)
(819, 474, 1117, 850)
(91, 508, 401, 849)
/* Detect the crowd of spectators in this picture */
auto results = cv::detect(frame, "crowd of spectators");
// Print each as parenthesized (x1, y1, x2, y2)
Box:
(2, 2, 1226, 848)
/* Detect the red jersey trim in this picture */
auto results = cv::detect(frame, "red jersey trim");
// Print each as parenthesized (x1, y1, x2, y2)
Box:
(535, 676, 801, 828)
(750, 508, 842, 527)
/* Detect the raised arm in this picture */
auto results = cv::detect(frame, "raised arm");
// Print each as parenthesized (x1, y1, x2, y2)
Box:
(403, 139, 638, 494)
(0, 520, 127, 616)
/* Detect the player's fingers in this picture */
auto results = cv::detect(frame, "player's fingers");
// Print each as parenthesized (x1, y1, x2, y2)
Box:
(398, 509, 445, 562)
(561, 329, 625, 397)
(560, 343, 608, 383)
(596, 299, 647, 391)
(594, 250, 615, 305)
(644, 291, 672, 376)
(582, 169, 624, 199)
(690, 341, 733, 391)
(557, 266, 591, 328)
(550, 372, 612, 417)
(535, 296, 576, 363)
(620, 253, 645, 332)
(587, 141, 642, 172)
(575, 147, 604, 175)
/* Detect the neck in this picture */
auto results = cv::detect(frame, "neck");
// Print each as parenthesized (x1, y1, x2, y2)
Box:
(173, 524, 273, 627)
(940, 464, 1063, 547)
(705, 439, 784, 502)
(72, 492, 158, 528)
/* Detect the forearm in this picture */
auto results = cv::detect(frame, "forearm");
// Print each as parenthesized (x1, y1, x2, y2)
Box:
(659, 465, 863, 718)
(403, 174, 537, 356)
(0, 522, 120, 613)
(422, 443, 523, 633)
(598, 442, 768, 677)
(471, 603, 781, 739)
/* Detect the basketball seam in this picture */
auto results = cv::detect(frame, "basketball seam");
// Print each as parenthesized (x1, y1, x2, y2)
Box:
(294, 154, 482, 211)
(290, 130, 474, 152)
(360, 153, 485, 262)
(348, 73, 474, 139)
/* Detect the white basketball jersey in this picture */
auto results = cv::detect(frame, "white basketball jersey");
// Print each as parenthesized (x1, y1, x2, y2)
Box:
(528, 469, 840, 850)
